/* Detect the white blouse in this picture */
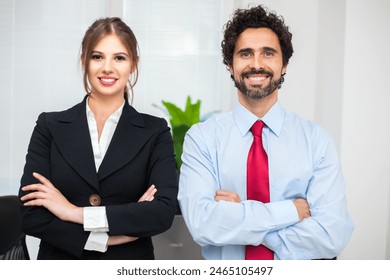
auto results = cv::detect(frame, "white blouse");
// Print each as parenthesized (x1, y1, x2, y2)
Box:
(83, 99, 124, 252)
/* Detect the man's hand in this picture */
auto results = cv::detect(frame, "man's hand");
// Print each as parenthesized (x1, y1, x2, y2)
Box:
(293, 198, 311, 221)
(215, 190, 241, 203)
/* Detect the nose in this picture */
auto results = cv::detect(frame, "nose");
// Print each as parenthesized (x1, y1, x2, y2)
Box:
(251, 53, 264, 70)
(102, 58, 114, 73)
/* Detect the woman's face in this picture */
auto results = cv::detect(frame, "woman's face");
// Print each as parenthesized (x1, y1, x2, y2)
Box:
(87, 34, 133, 98)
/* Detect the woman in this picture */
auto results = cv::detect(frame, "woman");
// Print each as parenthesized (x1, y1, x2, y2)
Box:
(18, 17, 178, 260)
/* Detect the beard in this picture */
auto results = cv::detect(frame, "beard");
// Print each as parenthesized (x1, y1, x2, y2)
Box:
(233, 68, 282, 100)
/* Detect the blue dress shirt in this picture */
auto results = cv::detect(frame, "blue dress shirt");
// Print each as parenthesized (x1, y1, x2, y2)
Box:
(178, 101, 354, 260)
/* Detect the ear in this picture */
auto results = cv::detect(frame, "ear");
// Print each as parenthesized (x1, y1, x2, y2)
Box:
(80, 55, 86, 72)
(131, 56, 140, 73)
(228, 64, 234, 76)
(281, 63, 288, 75)
(227, 64, 236, 81)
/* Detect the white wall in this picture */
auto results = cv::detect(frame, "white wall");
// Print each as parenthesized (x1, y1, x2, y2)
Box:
(315, 0, 346, 150)
(339, 0, 390, 259)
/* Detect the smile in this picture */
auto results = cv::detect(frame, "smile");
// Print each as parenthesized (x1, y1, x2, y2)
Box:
(241, 68, 273, 85)
(99, 77, 117, 86)
(245, 74, 269, 85)
(247, 75, 268, 81)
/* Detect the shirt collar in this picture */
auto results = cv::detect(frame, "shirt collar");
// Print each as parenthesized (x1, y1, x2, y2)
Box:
(86, 97, 125, 123)
(233, 101, 285, 137)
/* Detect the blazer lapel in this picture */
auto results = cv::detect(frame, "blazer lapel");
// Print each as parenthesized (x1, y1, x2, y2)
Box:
(97, 102, 154, 181)
(49, 97, 99, 190)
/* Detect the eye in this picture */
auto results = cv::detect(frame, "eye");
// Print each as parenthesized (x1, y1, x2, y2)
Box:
(115, 55, 126, 61)
(91, 54, 103, 60)
(264, 51, 275, 57)
(240, 51, 252, 58)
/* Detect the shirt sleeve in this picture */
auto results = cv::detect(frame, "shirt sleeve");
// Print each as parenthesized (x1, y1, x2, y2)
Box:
(178, 125, 299, 247)
(83, 206, 109, 232)
(84, 232, 109, 252)
(83, 206, 109, 252)
(263, 138, 354, 259)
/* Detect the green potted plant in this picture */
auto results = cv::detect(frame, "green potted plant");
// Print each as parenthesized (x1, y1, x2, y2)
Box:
(155, 96, 201, 170)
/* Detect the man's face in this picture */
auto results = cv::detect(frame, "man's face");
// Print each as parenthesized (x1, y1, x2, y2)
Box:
(229, 28, 287, 100)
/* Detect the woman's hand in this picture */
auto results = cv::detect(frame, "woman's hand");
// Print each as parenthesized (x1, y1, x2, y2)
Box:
(20, 172, 83, 224)
(108, 184, 158, 246)
(138, 184, 157, 202)
(107, 235, 139, 246)
(21, 175, 158, 245)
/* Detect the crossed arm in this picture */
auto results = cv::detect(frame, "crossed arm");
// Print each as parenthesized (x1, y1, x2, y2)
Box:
(214, 190, 311, 222)
(20, 172, 157, 246)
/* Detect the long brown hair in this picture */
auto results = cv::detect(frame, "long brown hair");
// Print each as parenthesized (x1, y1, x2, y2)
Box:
(80, 17, 139, 100)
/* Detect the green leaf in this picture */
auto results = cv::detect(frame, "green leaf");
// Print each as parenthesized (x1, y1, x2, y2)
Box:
(172, 124, 191, 169)
(184, 96, 201, 124)
(158, 96, 203, 170)
(161, 101, 191, 126)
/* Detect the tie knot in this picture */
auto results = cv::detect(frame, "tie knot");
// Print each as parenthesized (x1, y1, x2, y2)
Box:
(250, 121, 264, 137)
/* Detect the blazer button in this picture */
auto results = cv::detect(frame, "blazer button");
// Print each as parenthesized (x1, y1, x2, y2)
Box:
(89, 194, 101, 206)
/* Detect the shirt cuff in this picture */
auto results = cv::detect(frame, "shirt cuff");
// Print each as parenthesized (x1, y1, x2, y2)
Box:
(84, 232, 109, 252)
(266, 200, 299, 228)
(84, 206, 109, 232)
(262, 200, 300, 258)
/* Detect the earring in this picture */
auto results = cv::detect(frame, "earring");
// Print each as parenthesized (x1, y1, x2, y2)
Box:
(278, 73, 286, 89)
(281, 72, 286, 82)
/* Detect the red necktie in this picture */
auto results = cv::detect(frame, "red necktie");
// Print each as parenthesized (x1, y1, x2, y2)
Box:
(245, 121, 274, 260)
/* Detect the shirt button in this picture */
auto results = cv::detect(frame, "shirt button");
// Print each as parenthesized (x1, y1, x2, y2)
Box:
(89, 194, 101, 206)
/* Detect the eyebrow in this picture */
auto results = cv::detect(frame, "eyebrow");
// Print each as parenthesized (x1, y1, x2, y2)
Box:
(91, 50, 130, 57)
(236, 46, 278, 55)
(262, 46, 278, 53)
(236, 48, 253, 55)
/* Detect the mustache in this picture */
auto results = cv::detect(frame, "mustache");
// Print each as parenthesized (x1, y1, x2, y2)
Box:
(241, 68, 273, 78)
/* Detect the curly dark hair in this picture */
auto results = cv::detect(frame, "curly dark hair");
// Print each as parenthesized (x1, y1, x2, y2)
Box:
(221, 5, 293, 67)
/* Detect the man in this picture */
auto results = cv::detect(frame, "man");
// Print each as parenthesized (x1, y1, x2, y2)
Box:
(178, 5, 354, 260)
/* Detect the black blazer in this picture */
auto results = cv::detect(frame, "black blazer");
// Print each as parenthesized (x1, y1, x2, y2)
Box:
(19, 97, 178, 259)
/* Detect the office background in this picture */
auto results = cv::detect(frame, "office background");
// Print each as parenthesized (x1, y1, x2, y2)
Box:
(0, 0, 389, 260)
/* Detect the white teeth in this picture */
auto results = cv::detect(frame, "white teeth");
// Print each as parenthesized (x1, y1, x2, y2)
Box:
(101, 78, 115, 83)
(248, 76, 266, 81)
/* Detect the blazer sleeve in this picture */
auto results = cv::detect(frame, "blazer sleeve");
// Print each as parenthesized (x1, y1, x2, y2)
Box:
(106, 117, 178, 237)
(18, 113, 89, 257)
